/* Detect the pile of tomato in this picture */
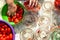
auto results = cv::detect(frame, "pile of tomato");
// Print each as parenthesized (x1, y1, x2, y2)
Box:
(0, 22, 13, 40)
(24, 1, 37, 10)
(54, 0, 60, 10)
(24, 1, 32, 10)
(8, 5, 24, 24)
(24, 1, 40, 12)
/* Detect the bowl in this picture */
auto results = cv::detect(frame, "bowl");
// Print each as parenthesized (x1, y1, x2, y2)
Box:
(49, 28, 60, 40)
(0, 20, 15, 40)
(1, 1, 25, 26)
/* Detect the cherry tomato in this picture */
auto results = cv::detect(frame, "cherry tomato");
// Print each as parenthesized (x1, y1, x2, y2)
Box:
(2, 32, 6, 34)
(8, 17, 12, 22)
(9, 33, 13, 40)
(14, 18, 19, 23)
(3, 34, 6, 38)
(4, 25, 8, 28)
(0, 34, 2, 37)
(7, 28, 11, 33)
(2, 38, 6, 40)
(1, 28, 4, 32)
(2, 26, 5, 28)
(16, 13, 20, 18)
(6, 36, 10, 40)
(18, 16, 22, 20)
(19, 10, 23, 14)
(54, 0, 60, 10)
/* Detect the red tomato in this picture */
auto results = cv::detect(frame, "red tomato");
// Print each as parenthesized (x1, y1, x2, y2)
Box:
(16, 13, 20, 18)
(2, 26, 5, 28)
(11, 18, 14, 22)
(9, 33, 13, 40)
(0, 36, 3, 40)
(18, 16, 22, 20)
(19, 10, 23, 14)
(5, 28, 8, 33)
(54, 0, 60, 10)
(7, 28, 11, 33)
(2, 38, 6, 40)
(0, 34, 2, 37)
(1, 28, 4, 32)
(14, 18, 19, 23)
(4, 25, 8, 28)
(2, 32, 6, 34)
(12, 16, 16, 21)
(3, 34, 6, 38)
(8, 17, 12, 22)
(6, 36, 10, 40)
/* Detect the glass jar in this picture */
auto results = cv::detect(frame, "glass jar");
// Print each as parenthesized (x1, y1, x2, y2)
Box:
(22, 12, 39, 28)
(42, 1, 53, 11)
(20, 28, 37, 40)
(49, 28, 60, 40)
